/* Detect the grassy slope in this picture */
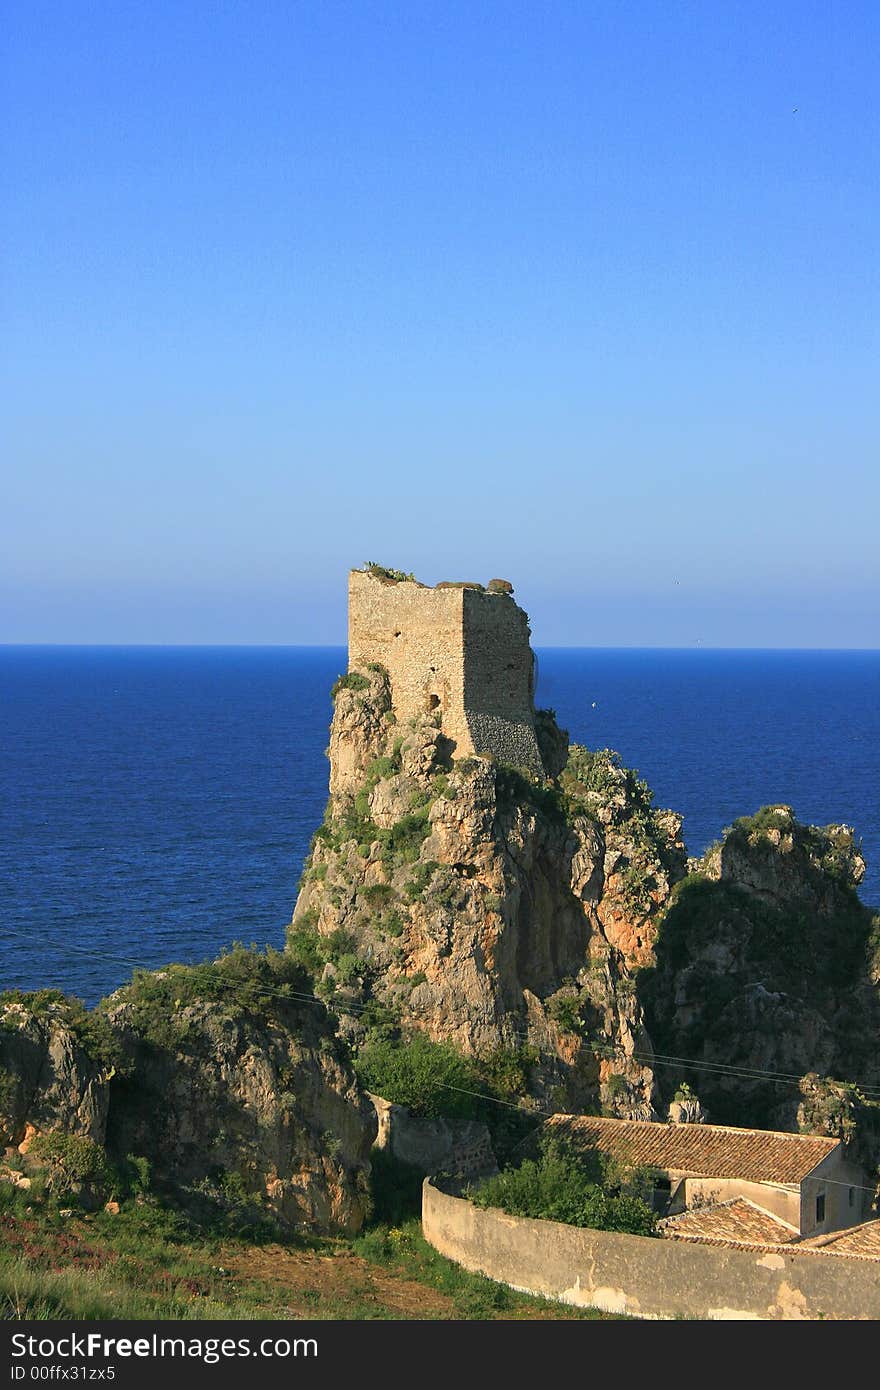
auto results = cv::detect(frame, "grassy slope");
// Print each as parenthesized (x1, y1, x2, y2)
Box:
(0, 1188, 608, 1321)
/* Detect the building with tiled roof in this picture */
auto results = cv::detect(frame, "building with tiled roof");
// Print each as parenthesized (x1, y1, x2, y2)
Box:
(659, 1197, 800, 1246)
(546, 1113, 872, 1238)
(798, 1218, 880, 1258)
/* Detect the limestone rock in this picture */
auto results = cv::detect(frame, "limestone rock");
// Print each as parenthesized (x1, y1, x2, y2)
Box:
(646, 809, 880, 1131)
(103, 988, 376, 1235)
(0, 998, 111, 1148)
(289, 686, 689, 1121)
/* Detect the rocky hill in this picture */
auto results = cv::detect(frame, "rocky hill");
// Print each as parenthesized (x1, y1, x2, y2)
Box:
(289, 664, 687, 1119)
(643, 805, 880, 1132)
(0, 951, 375, 1233)
(289, 662, 880, 1181)
(5, 654, 878, 1228)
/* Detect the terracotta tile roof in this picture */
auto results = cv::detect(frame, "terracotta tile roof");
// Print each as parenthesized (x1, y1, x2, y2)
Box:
(547, 1114, 839, 1185)
(659, 1198, 799, 1245)
(798, 1220, 880, 1257)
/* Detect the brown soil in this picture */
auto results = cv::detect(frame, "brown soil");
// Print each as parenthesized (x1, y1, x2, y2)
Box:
(224, 1242, 457, 1319)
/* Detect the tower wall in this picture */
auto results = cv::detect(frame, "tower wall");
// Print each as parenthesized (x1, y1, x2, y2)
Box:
(347, 569, 544, 774)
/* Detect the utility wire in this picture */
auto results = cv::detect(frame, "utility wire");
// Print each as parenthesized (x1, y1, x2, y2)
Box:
(5, 930, 880, 1198)
(436, 1081, 880, 1200)
(5, 927, 880, 1098)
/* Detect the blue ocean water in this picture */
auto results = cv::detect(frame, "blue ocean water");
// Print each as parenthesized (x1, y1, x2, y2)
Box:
(2, 646, 878, 1005)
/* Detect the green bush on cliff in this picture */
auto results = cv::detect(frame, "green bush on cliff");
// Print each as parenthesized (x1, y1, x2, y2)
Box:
(0, 989, 122, 1070)
(362, 563, 416, 583)
(477, 1046, 538, 1098)
(560, 747, 652, 817)
(494, 763, 565, 823)
(726, 807, 863, 887)
(286, 912, 326, 976)
(330, 671, 371, 699)
(470, 1134, 656, 1237)
(354, 1034, 479, 1118)
(404, 859, 440, 901)
(386, 810, 432, 862)
(102, 945, 315, 1045)
(29, 1133, 114, 1194)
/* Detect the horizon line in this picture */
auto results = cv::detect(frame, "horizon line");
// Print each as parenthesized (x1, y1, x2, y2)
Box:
(2, 642, 879, 654)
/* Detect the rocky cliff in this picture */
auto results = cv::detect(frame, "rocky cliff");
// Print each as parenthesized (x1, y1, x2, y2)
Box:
(290, 665, 880, 1174)
(643, 805, 880, 1132)
(0, 952, 376, 1234)
(289, 664, 687, 1119)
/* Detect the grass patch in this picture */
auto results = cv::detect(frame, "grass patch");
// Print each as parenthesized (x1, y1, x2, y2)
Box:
(0, 1179, 604, 1321)
(353, 1217, 611, 1319)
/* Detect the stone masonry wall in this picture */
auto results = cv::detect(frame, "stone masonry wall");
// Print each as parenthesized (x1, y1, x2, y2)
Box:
(347, 570, 544, 774)
(462, 587, 543, 775)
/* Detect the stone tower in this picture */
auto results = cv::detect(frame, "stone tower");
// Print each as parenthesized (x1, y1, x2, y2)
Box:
(347, 567, 545, 775)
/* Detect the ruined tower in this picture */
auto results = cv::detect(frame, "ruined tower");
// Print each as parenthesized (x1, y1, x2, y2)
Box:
(347, 567, 545, 775)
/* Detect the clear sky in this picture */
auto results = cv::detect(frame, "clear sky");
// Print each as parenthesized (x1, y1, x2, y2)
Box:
(3, 1, 878, 646)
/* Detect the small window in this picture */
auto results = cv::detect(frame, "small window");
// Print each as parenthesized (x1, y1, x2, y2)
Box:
(652, 1177, 672, 1213)
(816, 1192, 826, 1224)
(849, 1187, 855, 1208)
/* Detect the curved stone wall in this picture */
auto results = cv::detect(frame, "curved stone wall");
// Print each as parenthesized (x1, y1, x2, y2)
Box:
(422, 1179, 880, 1320)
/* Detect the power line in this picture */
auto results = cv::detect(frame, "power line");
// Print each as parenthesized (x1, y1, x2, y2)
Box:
(5, 929, 880, 1196)
(436, 1078, 878, 1200)
(5, 926, 880, 1098)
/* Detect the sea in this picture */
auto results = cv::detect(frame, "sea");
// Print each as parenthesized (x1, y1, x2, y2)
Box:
(2, 646, 878, 1006)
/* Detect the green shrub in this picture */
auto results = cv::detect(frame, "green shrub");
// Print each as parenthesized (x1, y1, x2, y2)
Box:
(367, 754, 401, 782)
(470, 1134, 656, 1236)
(362, 563, 416, 583)
(379, 908, 405, 938)
(285, 915, 326, 976)
(0, 1066, 18, 1118)
(476, 1047, 538, 1099)
(361, 882, 396, 909)
(331, 670, 371, 699)
(324, 928, 356, 962)
(117, 1153, 151, 1198)
(334, 953, 366, 986)
(381, 811, 432, 872)
(354, 1034, 479, 1118)
(101, 945, 314, 1048)
(29, 1133, 114, 1193)
(494, 764, 565, 824)
(404, 860, 440, 901)
(0, 990, 122, 1071)
(560, 747, 653, 821)
(547, 992, 584, 1035)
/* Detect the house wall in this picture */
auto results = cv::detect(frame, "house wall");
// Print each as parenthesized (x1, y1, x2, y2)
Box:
(369, 1093, 496, 1179)
(422, 1179, 880, 1321)
(678, 1175, 801, 1231)
(348, 571, 469, 751)
(800, 1151, 871, 1236)
(462, 587, 543, 774)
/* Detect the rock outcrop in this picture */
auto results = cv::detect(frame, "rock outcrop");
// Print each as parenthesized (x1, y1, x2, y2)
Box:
(0, 994, 113, 1149)
(0, 955, 377, 1235)
(103, 980, 375, 1234)
(289, 665, 687, 1119)
(643, 806, 880, 1132)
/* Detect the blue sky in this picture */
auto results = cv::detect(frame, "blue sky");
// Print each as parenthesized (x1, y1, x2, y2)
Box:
(3, 1, 878, 646)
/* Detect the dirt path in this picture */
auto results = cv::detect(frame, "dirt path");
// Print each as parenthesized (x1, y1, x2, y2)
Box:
(224, 1243, 457, 1319)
